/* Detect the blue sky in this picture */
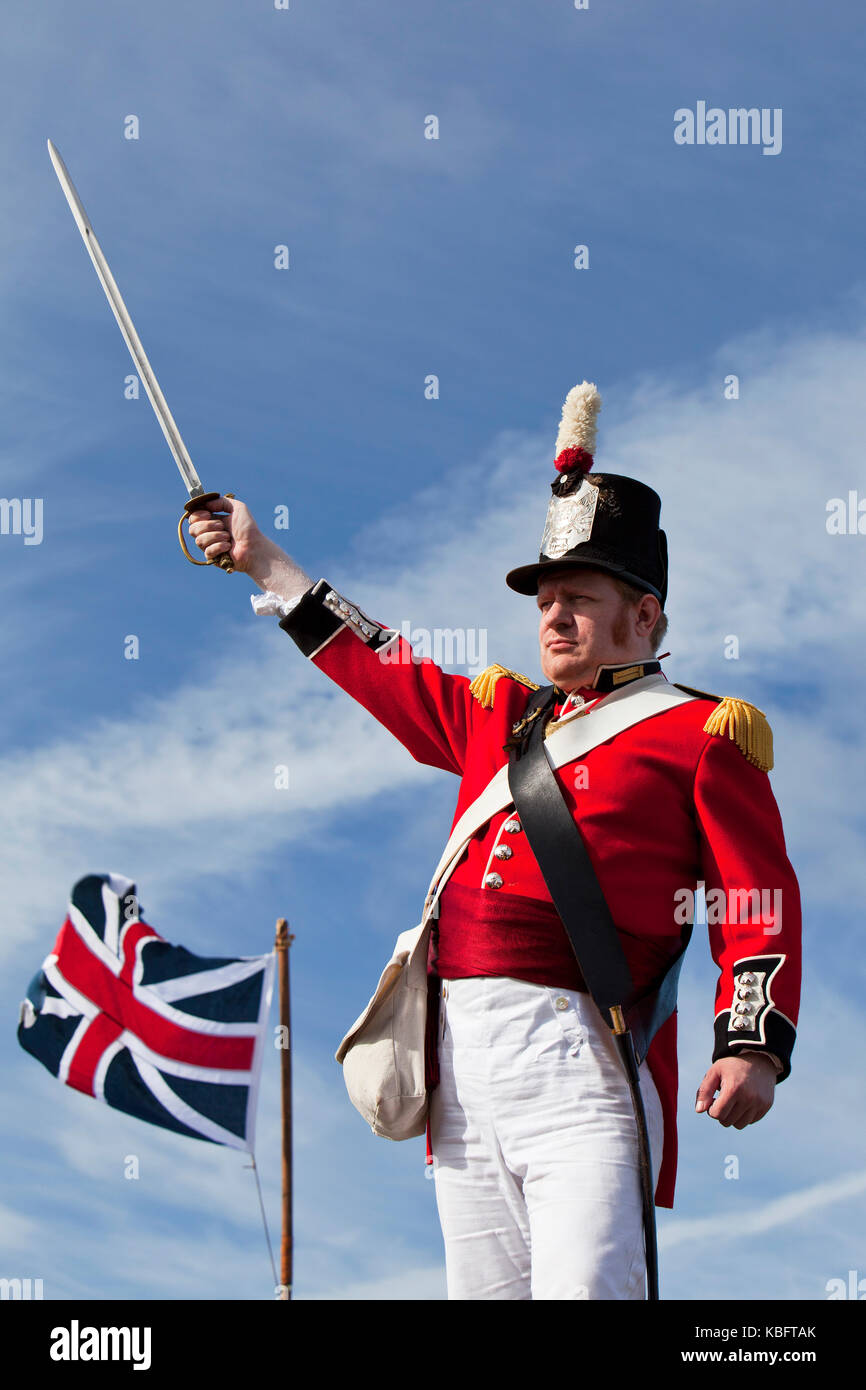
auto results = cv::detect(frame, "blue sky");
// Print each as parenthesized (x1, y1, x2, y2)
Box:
(1, 0, 865, 1300)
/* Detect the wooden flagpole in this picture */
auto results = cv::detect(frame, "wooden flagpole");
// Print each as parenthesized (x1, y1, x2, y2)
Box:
(274, 918, 294, 1300)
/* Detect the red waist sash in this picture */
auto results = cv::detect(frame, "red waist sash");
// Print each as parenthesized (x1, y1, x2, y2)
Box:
(430, 880, 586, 991)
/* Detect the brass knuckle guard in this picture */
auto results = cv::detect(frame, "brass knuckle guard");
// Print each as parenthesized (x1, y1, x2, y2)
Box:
(178, 492, 235, 573)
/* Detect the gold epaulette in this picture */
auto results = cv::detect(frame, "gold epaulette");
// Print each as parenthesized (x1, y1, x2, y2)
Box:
(701, 695, 774, 772)
(469, 664, 540, 709)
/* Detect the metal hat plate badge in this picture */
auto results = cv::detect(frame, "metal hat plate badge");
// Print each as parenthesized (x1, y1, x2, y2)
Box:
(539, 477, 599, 559)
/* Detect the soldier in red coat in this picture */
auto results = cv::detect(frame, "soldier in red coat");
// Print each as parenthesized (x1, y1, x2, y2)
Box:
(189, 381, 801, 1300)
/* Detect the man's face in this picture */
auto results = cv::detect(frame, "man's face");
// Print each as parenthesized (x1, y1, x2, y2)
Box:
(536, 566, 656, 690)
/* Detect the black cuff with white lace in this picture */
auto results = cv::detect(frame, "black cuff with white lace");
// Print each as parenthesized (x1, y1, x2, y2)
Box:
(272, 578, 397, 659)
(712, 956, 794, 1082)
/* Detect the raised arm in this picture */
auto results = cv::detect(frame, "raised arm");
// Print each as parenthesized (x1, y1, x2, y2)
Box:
(187, 496, 479, 775)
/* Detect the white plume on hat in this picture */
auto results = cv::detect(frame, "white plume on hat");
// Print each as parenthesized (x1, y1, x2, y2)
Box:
(554, 380, 602, 463)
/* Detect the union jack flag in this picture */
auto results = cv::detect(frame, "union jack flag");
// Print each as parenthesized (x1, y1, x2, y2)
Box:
(17, 873, 274, 1151)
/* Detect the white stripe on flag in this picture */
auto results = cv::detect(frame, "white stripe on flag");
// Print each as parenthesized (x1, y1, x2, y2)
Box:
(131, 1053, 251, 1150)
(246, 951, 275, 1153)
(39, 995, 80, 1021)
(69, 903, 125, 978)
(101, 878, 132, 956)
(142, 956, 271, 1004)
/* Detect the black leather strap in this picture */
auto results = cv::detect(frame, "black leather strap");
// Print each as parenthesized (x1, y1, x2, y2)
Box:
(506, 685, 690, 1063)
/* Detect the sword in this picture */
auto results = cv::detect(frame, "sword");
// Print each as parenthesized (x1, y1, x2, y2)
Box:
(47, 138, 234, 573)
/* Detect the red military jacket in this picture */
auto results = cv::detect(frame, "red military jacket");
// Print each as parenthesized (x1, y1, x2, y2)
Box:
(279, 579, 802, 1208)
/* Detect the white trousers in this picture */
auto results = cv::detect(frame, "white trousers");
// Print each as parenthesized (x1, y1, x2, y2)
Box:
(429, 975, 664, 1301)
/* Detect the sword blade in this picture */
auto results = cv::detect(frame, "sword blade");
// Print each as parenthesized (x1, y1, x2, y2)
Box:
(47, 139, 205, 499)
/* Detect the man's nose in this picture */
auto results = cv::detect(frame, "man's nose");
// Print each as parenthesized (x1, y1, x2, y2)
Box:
(541, 600, 571, 628)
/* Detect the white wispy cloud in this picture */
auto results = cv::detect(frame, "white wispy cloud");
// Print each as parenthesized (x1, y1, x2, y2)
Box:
(660, 1169, 866, 1251)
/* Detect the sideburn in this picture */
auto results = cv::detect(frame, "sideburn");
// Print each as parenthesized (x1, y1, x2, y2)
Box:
(611, 601, 632, 649)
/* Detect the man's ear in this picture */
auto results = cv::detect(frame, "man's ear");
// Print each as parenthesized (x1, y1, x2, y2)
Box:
(637, 594, 660, 634)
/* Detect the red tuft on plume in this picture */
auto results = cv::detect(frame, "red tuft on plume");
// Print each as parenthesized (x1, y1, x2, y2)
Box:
(554, 446, 594, 475)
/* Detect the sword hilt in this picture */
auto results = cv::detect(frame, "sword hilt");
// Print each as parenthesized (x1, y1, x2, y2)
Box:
(179, 492, 235, 573)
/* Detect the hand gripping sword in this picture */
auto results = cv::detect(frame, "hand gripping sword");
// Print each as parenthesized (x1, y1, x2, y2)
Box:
(47, 139, 234, 573)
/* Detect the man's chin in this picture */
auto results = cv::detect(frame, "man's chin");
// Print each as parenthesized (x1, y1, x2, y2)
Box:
(541, 656, 594, 690)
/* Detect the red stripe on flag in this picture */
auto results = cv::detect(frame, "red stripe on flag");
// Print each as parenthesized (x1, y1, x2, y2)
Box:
(119, 921, 158, 985)
(66, 1013, 123, 1096)
(54, 918, 255, 1071)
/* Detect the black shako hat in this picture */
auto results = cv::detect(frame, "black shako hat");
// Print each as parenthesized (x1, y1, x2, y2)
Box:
(505, 381, 668, 606)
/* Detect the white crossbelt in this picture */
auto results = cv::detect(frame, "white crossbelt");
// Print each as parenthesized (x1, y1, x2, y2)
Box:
(421, 674, 696, 921)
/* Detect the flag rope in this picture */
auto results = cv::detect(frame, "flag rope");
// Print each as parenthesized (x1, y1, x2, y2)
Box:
(247, 1153, 279, 1293)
